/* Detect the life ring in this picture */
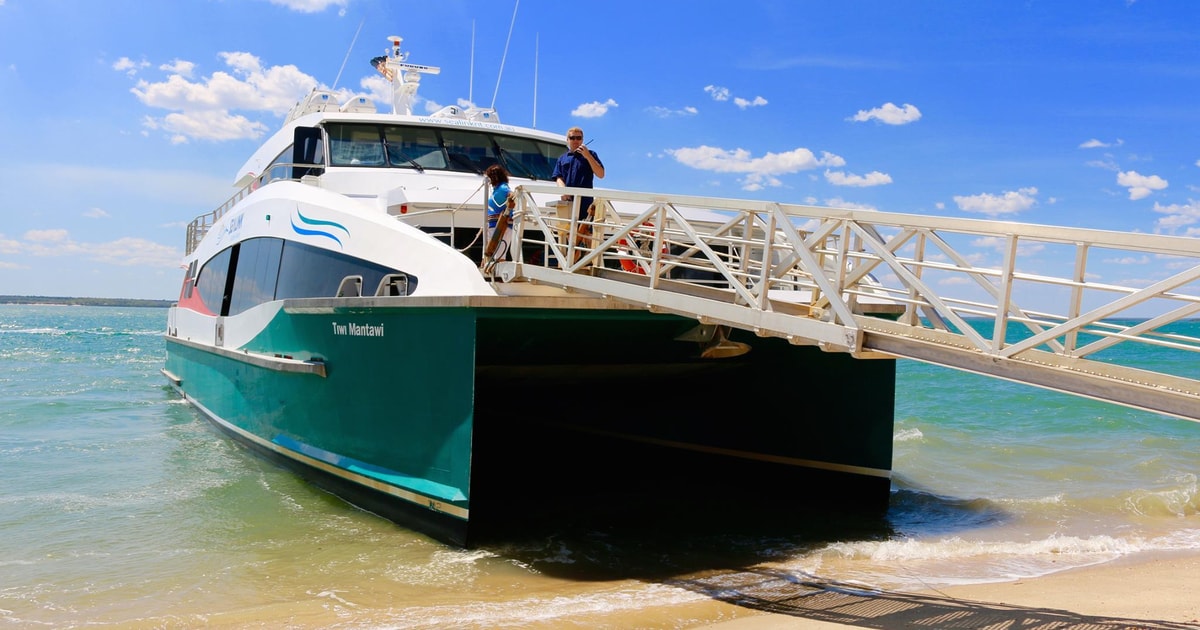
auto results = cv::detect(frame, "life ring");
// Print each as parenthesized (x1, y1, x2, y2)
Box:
(618, 221, 666, 274)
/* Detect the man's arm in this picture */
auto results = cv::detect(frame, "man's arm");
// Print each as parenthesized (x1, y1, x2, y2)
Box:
(584, 151, 605, 179)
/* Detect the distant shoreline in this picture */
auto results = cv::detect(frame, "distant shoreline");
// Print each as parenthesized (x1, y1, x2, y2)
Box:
(0, 295, 174, 308)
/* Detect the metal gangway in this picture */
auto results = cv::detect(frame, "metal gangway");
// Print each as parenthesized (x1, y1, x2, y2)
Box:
(492, 183, 1200, 423)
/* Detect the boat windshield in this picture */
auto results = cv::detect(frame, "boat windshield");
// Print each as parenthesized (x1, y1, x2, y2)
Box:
(325, 122, 563, 180)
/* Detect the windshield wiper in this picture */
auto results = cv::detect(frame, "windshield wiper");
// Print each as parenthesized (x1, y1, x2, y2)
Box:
(499, 148, 538, 180)
(447, 152, 483, 175)
(383, 141, 424, 172)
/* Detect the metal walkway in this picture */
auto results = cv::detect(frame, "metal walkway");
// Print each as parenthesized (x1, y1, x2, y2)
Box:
(492, 184, 1200, 423)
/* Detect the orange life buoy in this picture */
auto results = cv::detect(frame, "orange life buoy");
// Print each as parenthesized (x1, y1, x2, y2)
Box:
(618, 221, 666, 274)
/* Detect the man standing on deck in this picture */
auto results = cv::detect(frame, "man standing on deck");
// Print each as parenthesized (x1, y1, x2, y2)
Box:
(552, 126, 605, 220)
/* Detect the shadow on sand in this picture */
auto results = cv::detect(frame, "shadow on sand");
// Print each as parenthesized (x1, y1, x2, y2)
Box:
(482, 487, 1191, 629)
(479, 484, 1005, 582)
(669, 568, 1197, 630)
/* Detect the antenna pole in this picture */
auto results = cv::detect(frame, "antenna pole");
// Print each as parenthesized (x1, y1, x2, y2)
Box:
(533, 32, 538, 128)
(491, 0, 519, 110)
(469, 21, 475, 104)
(332, 16, 365, 90)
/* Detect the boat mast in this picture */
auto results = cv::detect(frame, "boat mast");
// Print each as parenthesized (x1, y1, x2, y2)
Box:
(378, 36, 441, 115)
(491, 0, 519, 110)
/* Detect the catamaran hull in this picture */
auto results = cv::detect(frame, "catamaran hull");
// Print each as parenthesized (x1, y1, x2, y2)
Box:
(164, 297, 896, 546)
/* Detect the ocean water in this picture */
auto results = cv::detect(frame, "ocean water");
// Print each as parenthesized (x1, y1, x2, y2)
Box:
(2, 304, 1198, 628)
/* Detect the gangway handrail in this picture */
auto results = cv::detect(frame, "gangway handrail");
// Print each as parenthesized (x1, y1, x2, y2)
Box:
(495, 184, 1200, 423)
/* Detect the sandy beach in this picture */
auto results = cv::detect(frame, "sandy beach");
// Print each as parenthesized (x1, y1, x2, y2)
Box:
(702, 551, 1200, 629)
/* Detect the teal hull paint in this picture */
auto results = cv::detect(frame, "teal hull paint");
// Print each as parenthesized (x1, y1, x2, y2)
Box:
(271, 434, 467, 502)
(166, 302, 896, 546)
(165, 306, 479, 543)
(245, 306, 478, 499)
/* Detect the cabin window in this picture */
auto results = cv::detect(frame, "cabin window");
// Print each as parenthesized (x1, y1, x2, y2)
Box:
(228, 237, 284, 316)
(274, 239, 416, 299)
(197, 237, 415, 316)
(266, 146, 296, 182)
(441, 129, 499, 174)
(195, 247, 233, 315)
(493, 134, 559, 180)
(328, 125, 386, 166)
(183, 260, 198, 300)
(382, 125, 446, 169)
(321, 122, 563, 179)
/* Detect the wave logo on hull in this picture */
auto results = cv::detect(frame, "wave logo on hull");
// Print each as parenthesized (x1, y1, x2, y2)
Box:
(290, 209, 349, 248)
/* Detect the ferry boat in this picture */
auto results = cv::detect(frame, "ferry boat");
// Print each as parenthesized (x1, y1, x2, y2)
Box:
(162, 36, 900, 546)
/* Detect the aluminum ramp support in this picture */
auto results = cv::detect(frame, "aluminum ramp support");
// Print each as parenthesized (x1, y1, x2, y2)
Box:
(493, 184, 1200, 424)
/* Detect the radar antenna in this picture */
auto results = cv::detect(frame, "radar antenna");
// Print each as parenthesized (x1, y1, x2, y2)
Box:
(374, 36, 441, 115)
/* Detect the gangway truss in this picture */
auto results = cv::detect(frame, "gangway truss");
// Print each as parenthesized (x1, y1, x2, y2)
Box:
(492, 184, 1200, 423)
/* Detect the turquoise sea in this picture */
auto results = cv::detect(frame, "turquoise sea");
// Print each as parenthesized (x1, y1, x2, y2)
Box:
(2, 304, 1199, 628)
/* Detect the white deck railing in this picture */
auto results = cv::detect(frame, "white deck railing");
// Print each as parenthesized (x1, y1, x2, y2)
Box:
(498, 184, 1200, 422)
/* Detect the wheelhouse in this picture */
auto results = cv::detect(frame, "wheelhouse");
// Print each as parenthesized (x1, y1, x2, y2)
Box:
(261, 121, 566, 183)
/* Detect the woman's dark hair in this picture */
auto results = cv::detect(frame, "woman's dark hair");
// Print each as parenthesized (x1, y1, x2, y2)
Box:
(485, 164, 509, 186)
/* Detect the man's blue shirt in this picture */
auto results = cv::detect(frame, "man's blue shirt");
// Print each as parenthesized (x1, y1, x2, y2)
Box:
(552, 150, 603, 217)
(552, 150, 602, 189)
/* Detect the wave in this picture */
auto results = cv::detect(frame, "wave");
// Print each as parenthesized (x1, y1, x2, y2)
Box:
(794, 529, 1200, 589)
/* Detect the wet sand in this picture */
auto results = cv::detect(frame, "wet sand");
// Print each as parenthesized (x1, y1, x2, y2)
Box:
(701, 550, 1200, 629)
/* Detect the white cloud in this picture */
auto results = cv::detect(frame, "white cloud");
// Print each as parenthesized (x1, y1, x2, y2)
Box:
(159, 59, 195, 78)
(24, 229, 69, 243)
(734, 96, 768, 109)
(1080, 138, 1122, 149)
(266, 0, 348, 12)
(18, 230, 180, 268)
(1116, 170, 1168, 200)
(145, 110, 268, 144)
(84, 208, 111, 219)
(668, 145, 845, 191)
(822, 197, 879, 211)
(970, 235, 1045, 256)
(1086, 157, 1120, 171)
(953, 187, 1038, 217)
(0, 234, 20, 255)
(824, 170, 892, 187)
(646, 105, 698, 118)
(1103, 255, 1150, 264)
(113, 57, 150, 76)
(849, 102, 921, 125)
(704, 85, 730, 101)
(1152, 199, 1200, 235)
(706, 85, 767, 110)
(572, 98, 618, 118)
(132, 50, 326, 142)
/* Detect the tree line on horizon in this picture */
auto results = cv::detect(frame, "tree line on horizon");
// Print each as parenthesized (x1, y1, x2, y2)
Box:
(0, 295, 174, 308)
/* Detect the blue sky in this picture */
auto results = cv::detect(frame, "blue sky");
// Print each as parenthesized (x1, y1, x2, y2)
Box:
(0, 0, 1197, 300)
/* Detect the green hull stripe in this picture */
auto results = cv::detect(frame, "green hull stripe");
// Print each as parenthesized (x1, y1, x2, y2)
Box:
(182, 390, 469, 521)
(272, 435, 467, 501)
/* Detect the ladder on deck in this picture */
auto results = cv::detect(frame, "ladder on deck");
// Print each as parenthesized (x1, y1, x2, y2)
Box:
(493, 184, 1200, 423)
